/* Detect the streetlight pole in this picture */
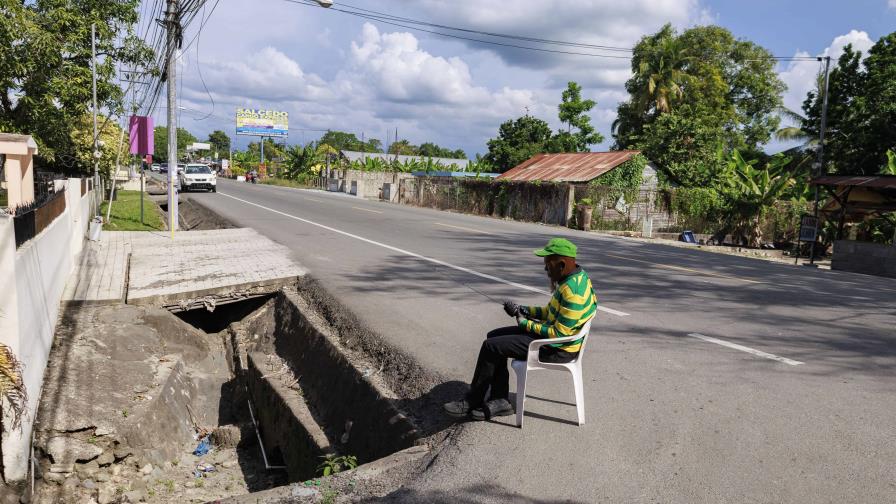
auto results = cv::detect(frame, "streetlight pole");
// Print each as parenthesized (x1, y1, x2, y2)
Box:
(809, 56, 831, 266)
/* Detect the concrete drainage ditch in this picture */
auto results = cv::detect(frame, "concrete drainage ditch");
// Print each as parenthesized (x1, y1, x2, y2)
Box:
(35, 277, 444, 503)
(225, 288, 422, 483)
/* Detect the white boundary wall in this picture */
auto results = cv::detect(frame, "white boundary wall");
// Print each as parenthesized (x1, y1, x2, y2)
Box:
(0, 178, 92, 483)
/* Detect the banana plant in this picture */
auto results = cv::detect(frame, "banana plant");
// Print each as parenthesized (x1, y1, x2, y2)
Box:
(725, 150, 796, 247)
(881, 149, 896, 175)
(283, 144, 319, 180)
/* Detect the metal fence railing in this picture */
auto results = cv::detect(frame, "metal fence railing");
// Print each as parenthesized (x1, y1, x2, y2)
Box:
(13, 187, 67, 248)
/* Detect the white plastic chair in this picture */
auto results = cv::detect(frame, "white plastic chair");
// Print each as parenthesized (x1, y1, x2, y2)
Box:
(511, 315, 595, 428)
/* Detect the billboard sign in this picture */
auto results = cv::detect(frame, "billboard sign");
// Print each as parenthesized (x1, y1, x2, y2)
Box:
(236, 108, 288, 137)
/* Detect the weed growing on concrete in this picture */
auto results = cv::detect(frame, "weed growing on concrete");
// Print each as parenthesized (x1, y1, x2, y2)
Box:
(195, 478, 205, 488)
(317, 454, 358, 476)
(163, 479, 175, 493)
(121, 409, 129, 418)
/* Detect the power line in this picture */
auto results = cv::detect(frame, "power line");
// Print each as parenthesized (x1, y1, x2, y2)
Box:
(281, 0, 819, 62)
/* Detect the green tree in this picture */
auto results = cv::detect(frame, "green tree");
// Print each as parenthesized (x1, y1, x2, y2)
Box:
(247, 138, 284, 163)
(550, 81, 604, 152)
(636, 112, 727, 186)
(0, 0, 153, 173)
(153, 127, 197, 161)
(417, 142, 466, 159)
(207, 130, 231, 157)
(613, 24, 785, 183)
(802, 33, 896, 175)
(388, 139, 418, 155)
(485, 115, 553, 172)
(318, 131, 381, 152)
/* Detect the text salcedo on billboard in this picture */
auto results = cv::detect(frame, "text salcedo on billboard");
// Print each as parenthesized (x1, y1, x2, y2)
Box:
(235, 109, 289, 137)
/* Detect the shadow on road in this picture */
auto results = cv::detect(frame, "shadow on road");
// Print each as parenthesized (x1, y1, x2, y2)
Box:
(369, 482, 589, 503)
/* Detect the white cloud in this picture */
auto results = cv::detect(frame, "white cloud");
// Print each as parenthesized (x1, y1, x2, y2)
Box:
(178, 23, 550, 154)
(778, 30, 874, 114)
(889, 0, 896, 10)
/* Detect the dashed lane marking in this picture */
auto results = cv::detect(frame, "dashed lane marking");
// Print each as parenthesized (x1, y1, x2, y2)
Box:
(352, 206, 383, 214)
(688, 333, 804, 365)
(434, 222, 495, 235)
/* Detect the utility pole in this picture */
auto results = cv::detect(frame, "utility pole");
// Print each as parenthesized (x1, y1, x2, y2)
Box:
(91, 23, 99, 216)
(809, 56, 831, 265)
(166, 0, 180, 236)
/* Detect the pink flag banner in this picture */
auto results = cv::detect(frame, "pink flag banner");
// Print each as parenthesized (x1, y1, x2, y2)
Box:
(129, 115, 154, 155)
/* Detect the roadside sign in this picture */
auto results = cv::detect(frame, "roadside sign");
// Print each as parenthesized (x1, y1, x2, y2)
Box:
(799, 215, 818, 242)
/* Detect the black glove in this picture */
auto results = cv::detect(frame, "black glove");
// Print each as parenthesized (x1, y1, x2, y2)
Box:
(503, 300, 520, 317)
(518, 306, 530, 318)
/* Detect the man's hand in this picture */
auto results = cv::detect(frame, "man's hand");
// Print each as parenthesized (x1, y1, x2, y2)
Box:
(503, 300, 520, 317)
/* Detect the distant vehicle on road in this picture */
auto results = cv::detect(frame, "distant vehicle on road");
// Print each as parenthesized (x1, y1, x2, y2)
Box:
(159, 163, 168, 174)
(178, 164, 217, 192)
(151, 163, 160, 172)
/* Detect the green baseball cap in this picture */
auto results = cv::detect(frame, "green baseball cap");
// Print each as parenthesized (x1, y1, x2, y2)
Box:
(534, 238, 577, 258)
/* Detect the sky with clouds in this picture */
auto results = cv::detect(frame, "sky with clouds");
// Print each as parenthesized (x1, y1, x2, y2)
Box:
(143, 0, 896, 156)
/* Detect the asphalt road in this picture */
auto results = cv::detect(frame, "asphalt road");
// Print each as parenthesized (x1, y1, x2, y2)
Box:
(191, 179, 895, 503)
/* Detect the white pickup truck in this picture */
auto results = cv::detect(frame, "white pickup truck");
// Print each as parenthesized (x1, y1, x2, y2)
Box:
(178, 164, 217, 192)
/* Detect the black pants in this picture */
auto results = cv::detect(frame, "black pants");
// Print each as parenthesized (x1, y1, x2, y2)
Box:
(467, 326, 577, 407)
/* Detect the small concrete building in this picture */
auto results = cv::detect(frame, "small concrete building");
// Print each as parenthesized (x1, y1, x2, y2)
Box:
(0, 133, 39, 209)
(496, 150, 658, 188)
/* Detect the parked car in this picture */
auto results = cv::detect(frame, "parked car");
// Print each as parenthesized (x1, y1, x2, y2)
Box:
(151, 163, 160, 172)
(178, 164, 217, 192)
(159, 163, 168, 174)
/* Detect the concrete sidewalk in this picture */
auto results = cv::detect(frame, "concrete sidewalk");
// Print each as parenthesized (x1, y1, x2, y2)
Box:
(62, 232, 131, 303)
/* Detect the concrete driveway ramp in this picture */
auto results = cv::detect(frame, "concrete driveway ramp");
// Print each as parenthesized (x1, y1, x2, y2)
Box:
(125, 228, 307, 308)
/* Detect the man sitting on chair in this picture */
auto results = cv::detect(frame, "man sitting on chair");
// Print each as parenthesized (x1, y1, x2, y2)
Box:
(444, 237, 598, 421)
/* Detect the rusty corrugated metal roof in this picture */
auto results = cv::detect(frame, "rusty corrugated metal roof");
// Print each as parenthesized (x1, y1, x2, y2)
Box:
(496, 151, 641, 182)
(811, 175, 896, 189)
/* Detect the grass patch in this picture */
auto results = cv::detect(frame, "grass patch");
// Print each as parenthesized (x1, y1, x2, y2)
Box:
(259, 177, 313, 189)
(100, 190, 164, 231)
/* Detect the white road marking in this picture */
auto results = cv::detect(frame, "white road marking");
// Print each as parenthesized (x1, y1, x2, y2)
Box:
(218, 192, 630, 317)
(688, 333, 804, 366)
(434, 222, 495, 235)
(352, 206, 383, 214)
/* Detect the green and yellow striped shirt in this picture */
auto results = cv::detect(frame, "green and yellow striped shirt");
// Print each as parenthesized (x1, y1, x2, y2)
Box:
(521, 267, 597, 353)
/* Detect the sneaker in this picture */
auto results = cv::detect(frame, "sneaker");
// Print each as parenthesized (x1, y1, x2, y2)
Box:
(470, 398, 514, 421)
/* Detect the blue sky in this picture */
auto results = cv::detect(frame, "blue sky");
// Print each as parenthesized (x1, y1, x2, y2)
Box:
(145, 0, 896, 157)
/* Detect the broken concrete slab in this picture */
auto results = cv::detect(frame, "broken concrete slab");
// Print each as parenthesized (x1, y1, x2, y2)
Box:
(34, 302, 232, 491)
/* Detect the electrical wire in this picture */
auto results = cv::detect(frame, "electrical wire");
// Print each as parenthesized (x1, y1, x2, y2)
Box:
(281, 0, 820, 62)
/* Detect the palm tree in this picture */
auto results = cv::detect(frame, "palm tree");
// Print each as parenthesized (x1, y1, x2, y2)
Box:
(774, 106, 817, 146)
(632, 35, 690, 115)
